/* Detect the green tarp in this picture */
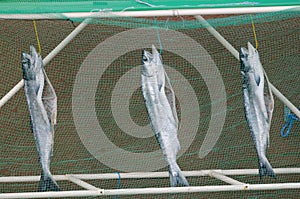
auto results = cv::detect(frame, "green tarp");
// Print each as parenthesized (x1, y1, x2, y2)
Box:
(0, 0, 299, 14)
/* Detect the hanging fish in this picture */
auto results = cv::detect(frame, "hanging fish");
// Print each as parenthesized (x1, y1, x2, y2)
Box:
(240, 42, 276, 178)
(22, 46, 60, 191)
(141, 45, 189, 187)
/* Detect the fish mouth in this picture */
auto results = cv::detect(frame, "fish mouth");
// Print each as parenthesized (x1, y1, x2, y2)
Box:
(247, 42, 256, 57)
(240, 42, 256, 59)
(151, 45, 158, 55)
(30, 45, 38, 57)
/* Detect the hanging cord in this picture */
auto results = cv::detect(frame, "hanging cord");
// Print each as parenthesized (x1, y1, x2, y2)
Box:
(251, 14, 275, 128)
(33, 20, 42, 55)
(249, 1, 258, 49)
(281, 106, 300, 138)
(250, 14, 259, 50)
(154, 17, 163, 54)
(135, 0, 163, 54)
(114, 172, 121, 199)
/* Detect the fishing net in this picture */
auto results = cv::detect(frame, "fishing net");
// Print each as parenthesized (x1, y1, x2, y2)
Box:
(0, 4, 299, 198)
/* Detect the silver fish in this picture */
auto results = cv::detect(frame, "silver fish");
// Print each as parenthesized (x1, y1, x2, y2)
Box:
(22, 46, 60, 191)
(240, 42, 276, 178)
(141, 45, 189, 187)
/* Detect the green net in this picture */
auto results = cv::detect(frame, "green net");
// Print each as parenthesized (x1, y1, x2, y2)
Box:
(0, 5, 300, 198)
(0, 0, 299, 14)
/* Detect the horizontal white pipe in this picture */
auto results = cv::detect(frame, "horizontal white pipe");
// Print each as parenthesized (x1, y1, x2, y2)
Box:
(0, 6, 299, 19)
(1, 168, 300, 183)
(103, 183, 300, 195)
(0, 18, 91, 109)
(1, 169, 300, 198)
(195, 14, 300, 118)
(0, 190, 103, 199)
(1, 182, 300, 198)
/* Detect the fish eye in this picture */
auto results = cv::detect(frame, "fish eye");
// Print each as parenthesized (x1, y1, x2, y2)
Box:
(142, 55, 148, 62)
(240, 53, 247, 59)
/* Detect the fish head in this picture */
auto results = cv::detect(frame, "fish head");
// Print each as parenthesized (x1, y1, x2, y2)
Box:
(142, 49, 156, 77)
(22, 46, 43, 81)
(22, 50, 35, 81)
(240, 42, 262, 87)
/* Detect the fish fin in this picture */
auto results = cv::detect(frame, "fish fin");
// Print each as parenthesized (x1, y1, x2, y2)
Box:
(38, 171, 61, 192)
(263, 67, 274, 128)
(264, 93, 274, 125)
(264, 92, 273, 147)
(41, 68, 57, 155)
(258, 157, 276, 179)
(169, 164, 189, 187)
(254, 73, 261, 86)
(164, 71, 179, 128)
(42, 69, 57, 132)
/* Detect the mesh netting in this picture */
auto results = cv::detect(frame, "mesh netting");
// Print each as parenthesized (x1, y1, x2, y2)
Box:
(1, 0, 299, 14)
(0, 9, 300, 198)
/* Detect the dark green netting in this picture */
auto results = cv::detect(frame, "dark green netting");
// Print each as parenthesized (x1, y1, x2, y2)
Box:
(0, 8, 299, 198)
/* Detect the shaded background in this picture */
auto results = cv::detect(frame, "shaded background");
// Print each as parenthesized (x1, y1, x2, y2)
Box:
(0, 11, 299, 198)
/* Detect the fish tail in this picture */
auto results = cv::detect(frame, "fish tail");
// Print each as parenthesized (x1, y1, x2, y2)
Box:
(38, 171, 61, 192)
(169, 164, 189, 187)
(259, 156, 276, 179)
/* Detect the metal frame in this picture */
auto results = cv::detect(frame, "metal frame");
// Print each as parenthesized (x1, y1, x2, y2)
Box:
(1, 168, 300, 198)
(0, 7, 299, 199)
(0, 6, 299, 19)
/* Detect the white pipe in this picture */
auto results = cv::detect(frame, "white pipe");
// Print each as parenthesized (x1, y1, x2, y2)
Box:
(1, 169, 300, 198)
(1, 168, 300, 183)
(210, 171, 244, 185)
(65, 175, 100, 191)
(0, 190, 103, 199)
(0, 18, 91, 109)
(269, 83, 300, 119)
(102, 183, 300, 195)
(1, 183, 300, 198)
(195, 15, 239, 60)
(0, 6, 299, 19)
(195, 15, 300, 118)
(0, 80, 24, 108)
(219, 168, 300, 175)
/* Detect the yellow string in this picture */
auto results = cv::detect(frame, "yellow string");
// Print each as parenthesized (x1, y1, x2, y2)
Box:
(250, 14, 258, 50)
(33, 20, 42, 54)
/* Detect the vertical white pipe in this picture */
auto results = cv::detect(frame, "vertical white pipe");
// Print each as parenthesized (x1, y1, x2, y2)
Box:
(0, 18, 91, 108)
